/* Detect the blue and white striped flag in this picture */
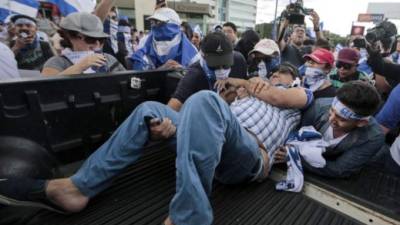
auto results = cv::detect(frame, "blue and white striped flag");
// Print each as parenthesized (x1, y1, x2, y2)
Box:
(45, 0, 96, 16)
(0, 0, 39, 22)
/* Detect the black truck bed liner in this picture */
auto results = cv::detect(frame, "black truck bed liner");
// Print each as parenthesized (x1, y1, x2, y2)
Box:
(29, 146, 362, 225)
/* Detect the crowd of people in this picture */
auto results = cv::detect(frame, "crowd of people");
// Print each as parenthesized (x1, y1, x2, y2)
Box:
(1, 0, 400, 224)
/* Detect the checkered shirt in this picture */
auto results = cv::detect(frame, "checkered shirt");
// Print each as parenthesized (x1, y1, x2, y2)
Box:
(230, 97, 301, 152)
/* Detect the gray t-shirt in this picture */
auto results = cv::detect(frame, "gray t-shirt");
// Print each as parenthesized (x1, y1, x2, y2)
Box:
(0, 42, 20, 81)
(43, 53, 126, 74)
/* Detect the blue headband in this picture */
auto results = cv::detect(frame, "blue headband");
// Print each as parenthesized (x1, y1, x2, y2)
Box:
(332, 97, 370, 121)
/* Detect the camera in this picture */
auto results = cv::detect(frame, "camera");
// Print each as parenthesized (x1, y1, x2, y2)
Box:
(365, 20, 397, 45)
(282, 0, 313, 24)
(353, 38, 367, 49)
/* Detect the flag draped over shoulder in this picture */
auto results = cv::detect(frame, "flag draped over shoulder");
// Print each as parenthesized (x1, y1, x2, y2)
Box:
(44, 0, 96, 16)
(0, 0, 39, 21)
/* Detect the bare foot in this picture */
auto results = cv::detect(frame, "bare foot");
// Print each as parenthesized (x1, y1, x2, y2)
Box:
(46, 178, 89, 213)
(163, 216, 175, 225)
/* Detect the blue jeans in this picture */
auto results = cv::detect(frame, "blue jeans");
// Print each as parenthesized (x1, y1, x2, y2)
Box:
(72, 91, 262, 225)
(71, 101, 180, 196)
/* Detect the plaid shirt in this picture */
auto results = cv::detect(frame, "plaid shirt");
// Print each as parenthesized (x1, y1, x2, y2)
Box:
(230, 97, 301, 152)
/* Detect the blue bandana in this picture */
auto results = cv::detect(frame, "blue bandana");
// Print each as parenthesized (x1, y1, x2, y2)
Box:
(152, 23, 181, 41)
(332, 97, 370, 121)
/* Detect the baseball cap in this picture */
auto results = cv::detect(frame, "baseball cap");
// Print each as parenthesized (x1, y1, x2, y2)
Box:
(60, 12, 109, 38)
(248, 39, 280, 56)
(200, 32, 233, 67)
(147, 8, 181, 25)
(337, 48, 360, 64)
(304, 48, 334, 67)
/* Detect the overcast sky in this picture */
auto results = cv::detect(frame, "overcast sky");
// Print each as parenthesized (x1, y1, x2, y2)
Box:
(256, 0, 400, 36)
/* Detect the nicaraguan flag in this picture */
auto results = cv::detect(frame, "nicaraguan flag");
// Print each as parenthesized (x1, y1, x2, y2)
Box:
(45, 0, 96, 16)
(0, 0, 39, 22)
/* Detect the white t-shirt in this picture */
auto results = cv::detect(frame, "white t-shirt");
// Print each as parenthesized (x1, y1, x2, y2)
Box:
(0, 42, 20, 81)
(322, 126, 348, 148)
(390, 136, 400, 166)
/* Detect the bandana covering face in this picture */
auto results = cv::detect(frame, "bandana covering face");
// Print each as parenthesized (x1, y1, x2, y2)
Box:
(303, 67, 326, 92)
(63, 51, 97, 73)
(151, 23, 181, 41)
(332, 97, 370, 121)
(199, 56, 231, 91)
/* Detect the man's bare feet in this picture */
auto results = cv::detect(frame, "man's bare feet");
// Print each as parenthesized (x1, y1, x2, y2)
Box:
(163, 216, 175, 225)
(46, 178, 89, 213)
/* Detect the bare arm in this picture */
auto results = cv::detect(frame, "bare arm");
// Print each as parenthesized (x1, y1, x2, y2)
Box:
(95, 0, 116, 22)
(167, 98, 183, 112)
(42, 64, 85, 76)
(310, 11, 324, 40)
(278, 18, 289, 51)
(252, 84, 309, 109)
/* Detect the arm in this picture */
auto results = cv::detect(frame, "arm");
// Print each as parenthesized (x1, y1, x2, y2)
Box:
(95, 0, 116, 22)
(310, 11, 324, 40)
(167, 98, 183, 112)
(253, 85, 310, 109)
(302, 135, 384, 178)
(375, 84, 400, 134)
(277, 18, 289, 51)
(368, 50, 400, 83)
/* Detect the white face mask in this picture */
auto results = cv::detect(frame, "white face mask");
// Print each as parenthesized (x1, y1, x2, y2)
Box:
(258, 61, 267, 78)
(214, 68, 231, 80)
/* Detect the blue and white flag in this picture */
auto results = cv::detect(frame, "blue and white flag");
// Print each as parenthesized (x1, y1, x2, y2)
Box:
(0, 0, 39, 22)
(45, 0, 96, 16)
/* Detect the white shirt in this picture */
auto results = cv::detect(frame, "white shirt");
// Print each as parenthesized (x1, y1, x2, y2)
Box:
(322, 126, 348, 148)
(390, 136, 400, 166)
(0, 42, 20, 81)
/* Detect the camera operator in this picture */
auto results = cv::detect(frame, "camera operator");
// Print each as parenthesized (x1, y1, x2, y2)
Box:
(366, 21, 400, 86)
(278, 10, 325, 67)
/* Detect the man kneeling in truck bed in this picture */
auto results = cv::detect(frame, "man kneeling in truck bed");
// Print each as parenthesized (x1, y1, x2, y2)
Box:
(0, 62, 314, 225)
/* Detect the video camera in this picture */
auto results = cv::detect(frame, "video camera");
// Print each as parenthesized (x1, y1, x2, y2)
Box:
(365, 20, 397, 45)
(282, 0, 313, 25)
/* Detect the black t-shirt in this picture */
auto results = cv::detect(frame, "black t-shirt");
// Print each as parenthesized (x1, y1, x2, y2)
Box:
(172, 53, 248, 104)
(313, 85, 337, 99)
(11, 41, 54, 70)
(281, 44, 305, 68)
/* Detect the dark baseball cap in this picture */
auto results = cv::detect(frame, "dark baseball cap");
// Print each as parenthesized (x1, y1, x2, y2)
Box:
(337, 48, 360, 64)
(200, 32, 233, 67)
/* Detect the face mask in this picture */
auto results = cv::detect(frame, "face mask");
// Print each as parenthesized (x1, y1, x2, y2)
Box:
(303, 67, 327, 92)
(214, 68, 231, 80)
(257, 61, 267, 78)
(151, 23, 180, 41)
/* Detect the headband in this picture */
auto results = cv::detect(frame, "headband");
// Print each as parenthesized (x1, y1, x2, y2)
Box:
(14, 18, 36, 26)
(332, 97, 370, 121)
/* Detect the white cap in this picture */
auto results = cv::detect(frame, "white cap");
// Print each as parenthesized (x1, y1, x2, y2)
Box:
(248, 39, 280, 56)
(147, 8, 181, 25)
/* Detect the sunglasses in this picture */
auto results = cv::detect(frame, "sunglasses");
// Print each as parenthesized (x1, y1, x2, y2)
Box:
(336, 62, 355, 70)
(80, 35, 106, 44)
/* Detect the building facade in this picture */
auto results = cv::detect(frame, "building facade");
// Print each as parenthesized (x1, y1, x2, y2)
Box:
(225, 0, 258, 31)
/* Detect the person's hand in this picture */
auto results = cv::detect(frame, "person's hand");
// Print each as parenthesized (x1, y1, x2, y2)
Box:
(149, 118, 176, 141)
(214, 79, 230, 92)
(249, 77, 269, 94)
(236, 87, 249, 99)
(309, 10, 320, 29)
(77, 54, 107, 71)
(160, 60, 183, 70)
(274, 146, 288, 164)
(219, 84, 238, 104)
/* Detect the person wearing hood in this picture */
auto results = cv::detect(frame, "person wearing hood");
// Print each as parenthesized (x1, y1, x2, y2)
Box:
(9, 15, 54, 71)
(235, 29, 260, 62)
(191, 25, 203, 50)
(42, 12, 125, 76)
(301, 48, 336, 99)
(129, 8, 198, 71)
(247, 39, 281, 79)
